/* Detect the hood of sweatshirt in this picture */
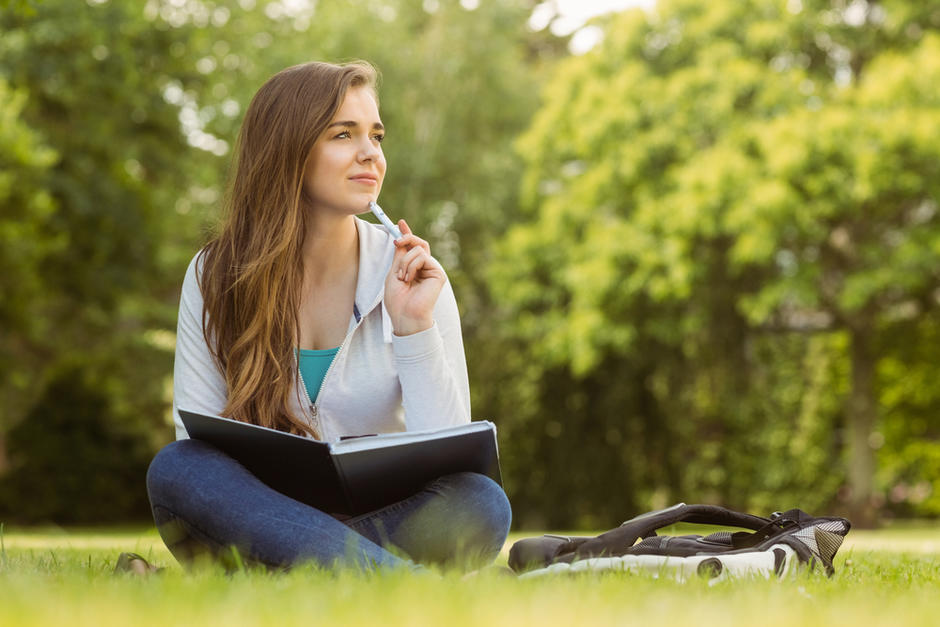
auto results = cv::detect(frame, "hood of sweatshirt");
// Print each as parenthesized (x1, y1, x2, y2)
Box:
(352, 216, 397, 342)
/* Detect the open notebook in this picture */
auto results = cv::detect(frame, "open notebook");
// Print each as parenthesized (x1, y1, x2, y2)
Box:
(178, 409, 502, 517)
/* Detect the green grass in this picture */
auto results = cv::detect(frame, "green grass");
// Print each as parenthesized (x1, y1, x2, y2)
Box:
(1, 522, 939, 626)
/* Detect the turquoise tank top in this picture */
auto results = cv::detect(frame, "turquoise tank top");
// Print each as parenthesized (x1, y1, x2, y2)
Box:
(297, 347, 339, 403)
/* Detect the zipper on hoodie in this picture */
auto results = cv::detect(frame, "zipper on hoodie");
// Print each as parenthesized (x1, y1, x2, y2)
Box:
(297, 306, 362, 435)
(311, 297, 384, 436)
(296, 367, 320, 434)
(311, 318, 360, 422)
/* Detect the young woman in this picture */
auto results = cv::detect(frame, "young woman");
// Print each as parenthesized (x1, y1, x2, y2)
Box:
(145, 61, 511, 572)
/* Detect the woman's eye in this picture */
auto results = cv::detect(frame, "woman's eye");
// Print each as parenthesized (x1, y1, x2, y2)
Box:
(335, 130, 351, 139)
(373, 134, 385, 143)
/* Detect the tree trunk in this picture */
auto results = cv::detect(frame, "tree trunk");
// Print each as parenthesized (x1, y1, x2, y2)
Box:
(846, 326, 878, 528)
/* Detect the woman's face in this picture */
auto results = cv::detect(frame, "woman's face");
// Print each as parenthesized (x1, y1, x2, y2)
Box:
(303, 86, 386, 218)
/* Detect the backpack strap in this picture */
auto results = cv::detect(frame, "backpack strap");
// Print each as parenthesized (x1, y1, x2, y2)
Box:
(507, 534, 592, 571)
(573, 503, 771, 560)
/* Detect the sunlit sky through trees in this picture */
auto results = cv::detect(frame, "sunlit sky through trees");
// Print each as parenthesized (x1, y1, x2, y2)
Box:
(529, 0, 656, 53)
(268, 0, 657, 54)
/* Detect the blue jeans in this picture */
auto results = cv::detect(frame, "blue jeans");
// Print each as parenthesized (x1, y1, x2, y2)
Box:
(146, 439, 512, 572)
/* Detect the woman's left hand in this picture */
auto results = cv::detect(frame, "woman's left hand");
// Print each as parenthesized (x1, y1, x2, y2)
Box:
(383, 220, 446, 336)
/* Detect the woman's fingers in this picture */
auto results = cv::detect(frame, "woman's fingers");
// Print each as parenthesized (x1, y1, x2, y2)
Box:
(386, 219, 442, 285)
(393, 219, 431, 255)
(390, 219, 435, 283)
(396, 245, 432, 283)
(404, 255, 441, 284)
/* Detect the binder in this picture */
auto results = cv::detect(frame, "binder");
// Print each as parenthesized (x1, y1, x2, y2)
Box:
(178, 409, 502, 517)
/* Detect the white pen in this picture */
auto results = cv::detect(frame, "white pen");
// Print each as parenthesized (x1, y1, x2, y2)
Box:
(368, 201, 403, 240)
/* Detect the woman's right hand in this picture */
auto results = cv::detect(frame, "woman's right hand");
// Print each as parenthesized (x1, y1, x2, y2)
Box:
(383, 220, 446, 336)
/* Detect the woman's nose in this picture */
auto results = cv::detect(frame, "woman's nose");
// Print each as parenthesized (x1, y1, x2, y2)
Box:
(358, 139, 382, 163)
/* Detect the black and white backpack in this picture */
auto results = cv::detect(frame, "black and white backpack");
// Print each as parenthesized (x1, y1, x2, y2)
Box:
(508, 503, 851, 581)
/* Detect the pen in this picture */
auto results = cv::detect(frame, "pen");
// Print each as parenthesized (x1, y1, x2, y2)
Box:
(368, 201, 403, 240)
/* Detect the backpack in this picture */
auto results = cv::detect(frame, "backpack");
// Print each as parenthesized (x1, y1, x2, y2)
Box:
(508, 503, 851, 581)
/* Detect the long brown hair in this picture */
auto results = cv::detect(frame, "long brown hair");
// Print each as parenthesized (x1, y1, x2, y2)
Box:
(199, 61, 378, 436)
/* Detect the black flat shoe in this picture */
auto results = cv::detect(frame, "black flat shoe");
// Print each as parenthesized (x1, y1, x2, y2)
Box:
(113, 552, 163, 576)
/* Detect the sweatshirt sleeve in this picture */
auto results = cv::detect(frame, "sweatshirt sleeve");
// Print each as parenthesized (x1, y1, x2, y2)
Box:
(171, 252, 228, 440)
(391, 276, 471, 430)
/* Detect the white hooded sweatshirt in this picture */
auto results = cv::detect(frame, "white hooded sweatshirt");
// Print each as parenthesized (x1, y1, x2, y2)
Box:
(172, 217, 471, 441)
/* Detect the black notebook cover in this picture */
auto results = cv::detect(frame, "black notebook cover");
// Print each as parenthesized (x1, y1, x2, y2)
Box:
(178, 409, 502, 517)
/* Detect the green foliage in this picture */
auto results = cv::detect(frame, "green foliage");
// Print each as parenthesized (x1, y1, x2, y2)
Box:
(0, 0, 39, 17)
(487, 0, 940, 525)
(0, 366, 153, 523)
(877, 315, 940, 516)
(0, 0, 206, 448)
(0, 78, 60, 416)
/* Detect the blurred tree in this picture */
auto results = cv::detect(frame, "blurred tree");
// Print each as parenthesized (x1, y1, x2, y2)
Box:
(0, 78, 59, 469)
(490, 0, 940, 527)
(0, 0, 224, 518)
(878, 315, 940, 518)
(0, 365, 153, 523)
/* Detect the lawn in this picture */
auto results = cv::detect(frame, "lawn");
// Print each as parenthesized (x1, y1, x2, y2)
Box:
(1, 522, 939, 626)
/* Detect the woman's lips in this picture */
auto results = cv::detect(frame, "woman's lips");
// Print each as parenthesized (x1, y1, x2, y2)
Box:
(350, 175, 378, 185)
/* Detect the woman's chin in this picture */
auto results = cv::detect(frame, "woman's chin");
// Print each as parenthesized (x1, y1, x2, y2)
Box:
(351, 196, 379, 215)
